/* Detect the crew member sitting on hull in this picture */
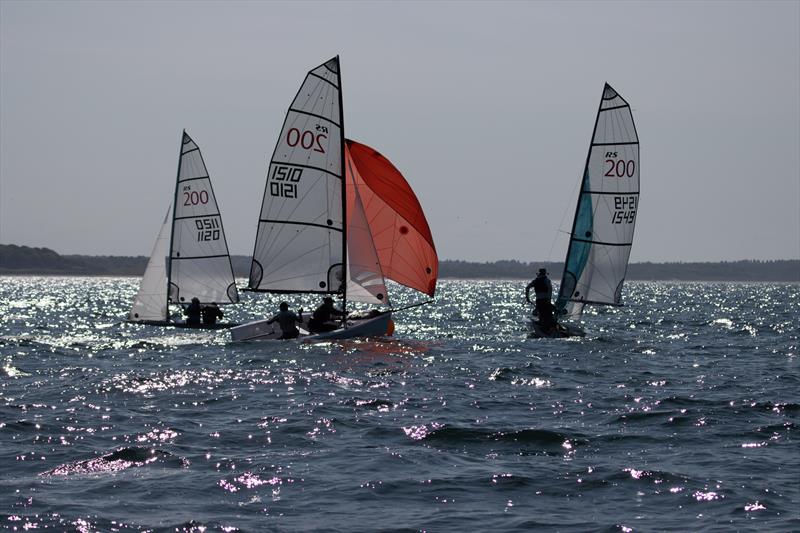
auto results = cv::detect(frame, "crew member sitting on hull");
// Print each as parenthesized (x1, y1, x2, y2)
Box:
(184, 297, 202, 326)
(308, 296, 345, 333)
(267, 302, 304, 340)
(202, 302, 223, 326)
(526, 268, 556, 329)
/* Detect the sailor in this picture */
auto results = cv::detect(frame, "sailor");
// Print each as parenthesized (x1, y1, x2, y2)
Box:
(526, 268, 556, 328)
(202, 302, 223, 326)
(308, 296, 345, 333)
(184, 297, 202, 325)
(267, 302, 304, 340)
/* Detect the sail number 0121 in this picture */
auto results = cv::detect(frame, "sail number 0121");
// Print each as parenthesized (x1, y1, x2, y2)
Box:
(286, 127, 327, 153)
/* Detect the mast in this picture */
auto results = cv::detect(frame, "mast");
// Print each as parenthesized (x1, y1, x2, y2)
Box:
(337, 55, 347, 327)
(556, 88, 604, 318)
(165, 129, 185, 323)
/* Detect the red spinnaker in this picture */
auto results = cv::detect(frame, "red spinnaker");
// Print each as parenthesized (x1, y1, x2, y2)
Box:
(345, 139, 438, 296)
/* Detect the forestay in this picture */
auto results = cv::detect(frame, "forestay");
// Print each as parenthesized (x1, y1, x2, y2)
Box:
(556, 84, 639, 319)
(249, 57, 344, 294)
(169, 132, 239, 306)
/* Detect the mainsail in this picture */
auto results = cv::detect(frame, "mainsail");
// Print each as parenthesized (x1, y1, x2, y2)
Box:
(168, 131, 239, 306)
(249, 57, 344, 294)
(555, 84, 639, 319)
(128, 131, 239, 324)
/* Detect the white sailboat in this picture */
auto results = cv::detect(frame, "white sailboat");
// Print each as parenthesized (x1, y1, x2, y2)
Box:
(128, 131, 240, 328)
(531, 83, 640, 338)
(230, 56, 437, 342)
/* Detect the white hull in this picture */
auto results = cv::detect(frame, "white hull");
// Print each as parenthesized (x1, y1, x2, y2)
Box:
(229, 317, 311, 342)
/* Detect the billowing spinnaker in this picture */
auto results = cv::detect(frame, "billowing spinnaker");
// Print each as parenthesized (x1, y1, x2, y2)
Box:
(249, 57, 344, 293)
(557, 84, 639, 318)
(345, 147, 389, 304)
(169, 132, 239, 305)
(129, 206, 171, 321)
(345, 139, 438, 297)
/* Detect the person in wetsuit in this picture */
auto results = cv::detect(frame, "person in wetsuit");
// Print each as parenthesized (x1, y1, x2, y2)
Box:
(525, 268, 556, 329)
(202, 302, 223, 326)
(267, 302, 304, 340)
(184, 297, 202, 326)
(308, 296, 345, 333)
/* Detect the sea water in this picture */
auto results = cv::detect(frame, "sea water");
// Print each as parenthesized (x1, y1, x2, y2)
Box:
(1, 277, 798, 532)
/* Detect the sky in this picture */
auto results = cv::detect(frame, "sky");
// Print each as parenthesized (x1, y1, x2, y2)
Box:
(1, 0, 798, 263)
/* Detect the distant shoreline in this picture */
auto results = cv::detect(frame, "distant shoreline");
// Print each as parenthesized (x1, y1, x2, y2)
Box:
(1, 244, 798, 281)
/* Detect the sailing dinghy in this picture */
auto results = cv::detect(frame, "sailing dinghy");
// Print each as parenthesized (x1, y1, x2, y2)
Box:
(531, 84, 639, 338)
(127, 131, 240, 329)
(230, 56, 437, 342)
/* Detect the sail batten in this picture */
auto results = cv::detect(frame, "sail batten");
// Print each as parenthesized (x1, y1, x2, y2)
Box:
(556, 84, 639, 320)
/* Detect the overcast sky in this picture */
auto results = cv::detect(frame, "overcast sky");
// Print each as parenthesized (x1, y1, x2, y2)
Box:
(1, 0, 798, 262)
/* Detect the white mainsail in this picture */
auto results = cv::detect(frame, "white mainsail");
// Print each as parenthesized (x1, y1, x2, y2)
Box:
(556, 84, 640, 319)
(128, 131, 239, 324)
(128, 206, 172, 321)
(168, 132, 239, 306)
(249, 57, 344, 294)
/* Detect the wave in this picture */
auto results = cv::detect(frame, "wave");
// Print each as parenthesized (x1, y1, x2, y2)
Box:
(40, 446, 188, 476)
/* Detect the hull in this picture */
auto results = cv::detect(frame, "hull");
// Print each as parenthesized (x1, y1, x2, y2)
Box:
(126, 319, 239, 330)
(230, 317, 312, 342)
(305, 312, 392, 341)
(529, 320, 585, 339)
(230, 311, 392, 342)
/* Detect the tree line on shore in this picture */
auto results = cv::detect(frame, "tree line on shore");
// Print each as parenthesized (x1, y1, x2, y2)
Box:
(1, 244, 798, 281)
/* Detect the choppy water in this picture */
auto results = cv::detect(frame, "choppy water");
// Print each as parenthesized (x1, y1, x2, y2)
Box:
(1, 276, 798, 532)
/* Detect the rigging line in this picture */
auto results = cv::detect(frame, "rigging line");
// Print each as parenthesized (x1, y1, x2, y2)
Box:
(548, 168, 582, 264)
